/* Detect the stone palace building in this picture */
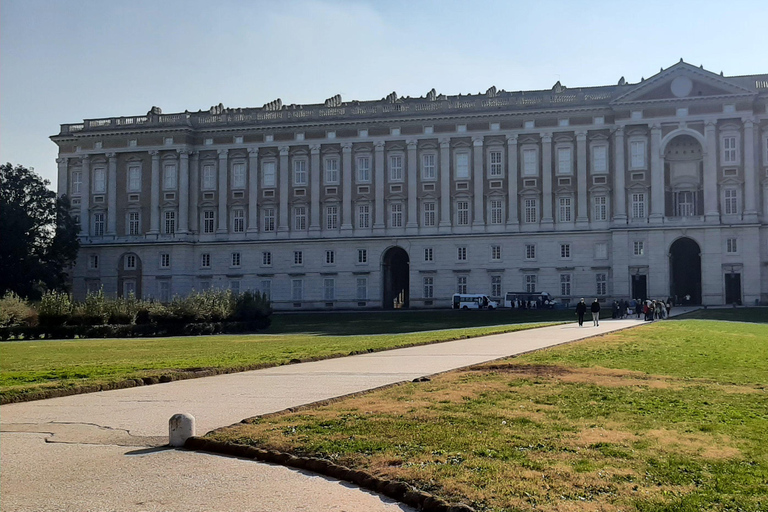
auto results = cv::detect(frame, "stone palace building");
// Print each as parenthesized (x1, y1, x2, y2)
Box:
(52, 61, 768, 309)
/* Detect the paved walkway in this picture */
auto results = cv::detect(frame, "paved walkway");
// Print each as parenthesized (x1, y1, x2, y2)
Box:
(1, 313, 690, 512)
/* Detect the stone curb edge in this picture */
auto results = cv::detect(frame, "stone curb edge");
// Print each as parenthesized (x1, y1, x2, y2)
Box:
(183, 437, 474, 512)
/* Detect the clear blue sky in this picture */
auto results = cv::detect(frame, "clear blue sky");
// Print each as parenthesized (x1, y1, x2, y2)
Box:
(1, 0, 765, 188)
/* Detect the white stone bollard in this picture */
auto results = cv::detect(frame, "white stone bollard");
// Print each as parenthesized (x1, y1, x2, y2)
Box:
(169, 413, 195, 447)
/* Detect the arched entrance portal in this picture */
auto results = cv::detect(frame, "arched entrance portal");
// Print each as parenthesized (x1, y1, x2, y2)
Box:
(382, 247, 409, 309)
(669, 237, 701, 305)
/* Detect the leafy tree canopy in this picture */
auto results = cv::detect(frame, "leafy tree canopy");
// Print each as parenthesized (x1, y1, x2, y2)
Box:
(0, 163, 80, 299)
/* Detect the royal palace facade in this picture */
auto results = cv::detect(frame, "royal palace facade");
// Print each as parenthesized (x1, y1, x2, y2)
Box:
(52, 61, 768, 309)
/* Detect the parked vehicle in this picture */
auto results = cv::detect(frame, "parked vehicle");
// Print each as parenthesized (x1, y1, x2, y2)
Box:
(503, 292, 555, 309)
(452, 294, 499, 310)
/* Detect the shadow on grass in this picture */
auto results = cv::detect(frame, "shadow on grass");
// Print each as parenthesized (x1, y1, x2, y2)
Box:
(265, 309, 575, 335)
(672, 307, 768, 324)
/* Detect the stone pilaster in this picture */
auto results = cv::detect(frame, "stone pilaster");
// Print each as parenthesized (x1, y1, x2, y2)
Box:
(190, 151, 200, 233)
(310, 145, 321, 231)
(743, 117, 758, 222)
(576, 132, 589, 227)
(472, 136, 484, 230)
(178, 149, 189, 234)
(506, 135, 519, 228)
(342, 142, 353, 231)
(56, 157, 68, 197)
(439, 138, 451, 231)
(406, 139, 418, 231)
(106, 152, 117, 235)
(540, 133, 554, 228)
(80, 155, 91, 236)
(703, 122, 719, 222)
(217, 149, 228, 234)
(278, 146, 290, 233)
(613, 127, 627, 223)
(373, 141, 385, 231)
(649, 124, 664, 223)
(247, 147, 259, 234)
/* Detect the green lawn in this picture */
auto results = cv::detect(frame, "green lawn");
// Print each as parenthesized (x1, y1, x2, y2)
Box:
(210, 320, 768, 512)
(676, 307, 768, 324)
(0, 310, 563, 403)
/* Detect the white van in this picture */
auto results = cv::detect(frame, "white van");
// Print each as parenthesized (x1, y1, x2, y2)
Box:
(452, 294, 499, 310)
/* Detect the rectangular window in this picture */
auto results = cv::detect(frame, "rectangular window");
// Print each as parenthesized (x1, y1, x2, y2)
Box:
(294, 206, 307, 231)
(71, 171, 83, 195)
(357, 156, 371, 182)
(293, 159, 307, 186)
(422, 153, 436, 180)
(325, 157, 339, 184)
(455, 152, 469, 179)
(263, 207, 275, 232)
(323, 278, 335, 300)
(163, 164, 177, 190)
(423, 277, 434, 299)
(202, 164, 216, 190)
(674, 190, 696, 217)
(164, 210, 176, 234)
(92, 213, 106, 236)
(389, 154, 403, 181)
(723, 136, 737, 163)
(203, 210, 215, 234)
(592, 145, 608, 173)
(325, 250, 335, 264)
(292, 279, 303, 301)
(593, 195, 607, 221)
(160, 253, 171, 268)
(125, 254, 137, 270)
(262, 161, 276, 187)
(262, 251, 271, 266)
(201, 253, 211, 268)
(260, 279, 272, 300)
(596, 273, 607, 296)
(633, 241, 644, 256)
(560, 274, 572, 296)
(595, 242, 608, 259)
(525, 274, 537, 293)
(326, 205, 338, 229)
(523, 148, 538, 175)
(489, 150, 503, 177)
(724, 189, 738, 215)
(491, 245, 501, 261)
(231, 252, 241, 267)
(358, 204, 370, 228)
(456, 201, 469, 225)
(93, 168, 106, 193)
(232, 208, 245, 233)
(356, 277, 368, 300)
(159, 281, 171, 303)
(557, 147, 572, 174)
(127, 212, 140, 235)
(560, 243, 571, 259)
(88, 254, 99, 269)
(230, 280, 240, 295)
(525, 243, 536, 260)
(631, 192, 646, 218)
(456, 276, 468, 294)
(423, 202, 436, 227)
(127, 166, 141, 192)
(524, 198, 538, 224)
(630, 140, 646, 169)
(232, 162, 246, 189)
(726, 238, 738, 254)
(491, 275, 502, 298)
(293, 250, 303, 265)
(390, 203, 403, 227)
(424, 247, 433, 262)
(490, 199, 503, 224)
(558, 197, 572, 222)
(357, 249, 368, 264)
(457, 246, 467, 261)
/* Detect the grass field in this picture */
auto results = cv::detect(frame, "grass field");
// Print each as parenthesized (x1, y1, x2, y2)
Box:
(209, 320, 768, 512)
(0, 309, 565, 403)
(676, 307, 768, 324)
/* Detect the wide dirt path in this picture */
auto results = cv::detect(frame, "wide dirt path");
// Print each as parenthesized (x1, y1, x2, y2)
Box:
(1, 316, 669, 512)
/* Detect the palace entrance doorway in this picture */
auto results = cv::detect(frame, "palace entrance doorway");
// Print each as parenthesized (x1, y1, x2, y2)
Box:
(669, 237, 701, 305)
(382, 246, 409, 309)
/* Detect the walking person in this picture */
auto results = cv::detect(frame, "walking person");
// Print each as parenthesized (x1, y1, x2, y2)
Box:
(591, 298, 601, 326)
(575, 298, 587, 327)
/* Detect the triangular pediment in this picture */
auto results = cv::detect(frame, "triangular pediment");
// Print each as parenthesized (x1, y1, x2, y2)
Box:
(612, 61, 755, 105)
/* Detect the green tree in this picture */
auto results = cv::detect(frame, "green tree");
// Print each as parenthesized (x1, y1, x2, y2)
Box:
(0, 163, 80, 299)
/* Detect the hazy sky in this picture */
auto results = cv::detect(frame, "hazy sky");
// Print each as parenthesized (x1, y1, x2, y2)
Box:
(1, 0, 765, 188)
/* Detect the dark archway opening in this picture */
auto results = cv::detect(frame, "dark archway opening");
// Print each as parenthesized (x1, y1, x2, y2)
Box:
(382, 246, 409, 309)
(669, 237, 701, 305)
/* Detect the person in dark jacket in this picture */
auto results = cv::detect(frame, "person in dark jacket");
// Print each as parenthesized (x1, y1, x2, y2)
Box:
(575, 298, 587, 326)
(591, 299, 601, 326)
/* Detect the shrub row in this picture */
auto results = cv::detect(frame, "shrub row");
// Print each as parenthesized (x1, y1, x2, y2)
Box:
(0, 288, 272, 340)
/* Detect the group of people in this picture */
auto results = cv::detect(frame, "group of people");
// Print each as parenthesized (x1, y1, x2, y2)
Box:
(575, 297, 673, 326)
